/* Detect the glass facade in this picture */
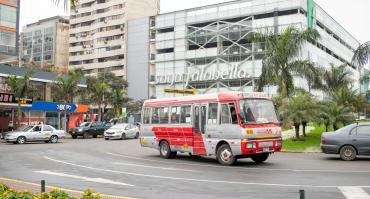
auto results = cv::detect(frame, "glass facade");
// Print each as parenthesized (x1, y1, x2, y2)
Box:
(0, 1, 18, 58)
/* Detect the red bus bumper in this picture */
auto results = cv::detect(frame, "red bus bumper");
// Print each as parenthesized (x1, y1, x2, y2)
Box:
(240, 139, 282, 155)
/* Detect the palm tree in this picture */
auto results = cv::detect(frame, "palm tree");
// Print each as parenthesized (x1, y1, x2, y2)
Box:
(51, 0, 78, 11)
(320, 64, 352, 93)
(279, 92, 318, 138)
(253, 26, 320, 97)
(7, 71, 35, 128)
(86, 77, 109, 122)
(327, 102, 353, 131)
(110, 89, 130, 118)
(330, 87, 369, 119)
(352, 41, 370, 67)
(53, 70, 82, 130)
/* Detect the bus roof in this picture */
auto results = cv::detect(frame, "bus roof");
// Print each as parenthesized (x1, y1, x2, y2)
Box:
(143, 92, 270, 106)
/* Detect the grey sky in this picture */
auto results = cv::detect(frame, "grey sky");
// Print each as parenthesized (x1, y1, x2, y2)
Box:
(20, 0, 370, 43)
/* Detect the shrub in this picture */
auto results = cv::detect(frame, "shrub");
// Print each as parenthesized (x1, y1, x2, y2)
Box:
(81, 189, 100, 199)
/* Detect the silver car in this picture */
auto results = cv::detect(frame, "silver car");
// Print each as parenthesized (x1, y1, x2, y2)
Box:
(104, 123, 140, 140)
(4, 125, 66, 144)
(321, 123, 370, 161)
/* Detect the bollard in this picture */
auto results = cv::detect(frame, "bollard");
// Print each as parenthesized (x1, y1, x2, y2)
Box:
(299, 189, 305, 199)
(41, 180, 45, 193)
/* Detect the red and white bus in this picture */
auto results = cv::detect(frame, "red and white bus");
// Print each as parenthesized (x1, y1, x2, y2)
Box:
(140, 92, 282, 165)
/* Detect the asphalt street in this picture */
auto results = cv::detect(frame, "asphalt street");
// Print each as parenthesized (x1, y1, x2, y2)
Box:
(0, 137, 370, 199)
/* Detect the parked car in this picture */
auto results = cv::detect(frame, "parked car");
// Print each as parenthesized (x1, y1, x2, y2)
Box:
(4, 125, 66, 144)
(321, 123, 370, 161)
(70, 121, 106, 139)
(104, 123, 140, 140)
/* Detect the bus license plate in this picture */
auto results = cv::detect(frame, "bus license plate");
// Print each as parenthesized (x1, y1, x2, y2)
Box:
(260, 142, 273, 147)
(263, 148, 270, 152)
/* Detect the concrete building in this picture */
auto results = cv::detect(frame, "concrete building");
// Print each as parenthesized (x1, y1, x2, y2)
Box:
(153, 0, 361, 98)
(20, 16, 70, 73)
(0, 0, 19, 62)
(68, 0, 160, 83)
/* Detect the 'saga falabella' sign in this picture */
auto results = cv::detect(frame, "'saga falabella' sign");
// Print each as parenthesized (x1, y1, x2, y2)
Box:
(156, 65, 251, 86)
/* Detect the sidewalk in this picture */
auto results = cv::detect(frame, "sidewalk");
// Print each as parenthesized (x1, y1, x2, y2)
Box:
(281, 126, 314, 140)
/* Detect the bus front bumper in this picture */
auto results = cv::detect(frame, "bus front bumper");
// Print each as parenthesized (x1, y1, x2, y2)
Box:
(241, 139, 282, 155)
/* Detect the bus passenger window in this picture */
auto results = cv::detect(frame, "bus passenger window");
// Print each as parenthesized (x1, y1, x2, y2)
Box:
(152, 107, 159, 124)
(170, 106, 180, 124)
(143, 108, 151, 124)
(221, 104, 231, 124)
(180, 106, 191, 123)
(159, 107, 169, 124)
(208, 103, 218, 124)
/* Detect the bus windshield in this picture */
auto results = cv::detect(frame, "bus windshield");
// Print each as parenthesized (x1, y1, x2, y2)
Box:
(238, 99, 279, 124)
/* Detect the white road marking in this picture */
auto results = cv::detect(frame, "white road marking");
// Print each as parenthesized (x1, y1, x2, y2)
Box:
(35, 170, 134, 187)
(44, 156, 370, 188)
(105, 152, 370, 174)
(339, 187, 370, 199)
(113, 162, 198, 172)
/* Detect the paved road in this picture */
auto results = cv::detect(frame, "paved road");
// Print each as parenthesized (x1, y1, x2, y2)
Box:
(0, 138, 370, 199)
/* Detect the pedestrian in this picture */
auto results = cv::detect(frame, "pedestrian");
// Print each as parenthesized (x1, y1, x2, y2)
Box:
(8, 121, 13, 131)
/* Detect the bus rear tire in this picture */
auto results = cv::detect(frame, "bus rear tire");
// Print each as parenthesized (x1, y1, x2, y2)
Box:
(159, 141, 176, 159)
(251, 153, 269, 163)
(216, 144, 236, 166)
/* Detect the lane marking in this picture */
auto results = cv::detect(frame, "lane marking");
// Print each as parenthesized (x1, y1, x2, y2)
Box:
(113, 162, 198, 172)
(105, 152, 370, 174)
(35, 170, 134, 187)
(339, 187, 370, 199)
(0, 177, 138, 199)
(44, 156, 370, 188)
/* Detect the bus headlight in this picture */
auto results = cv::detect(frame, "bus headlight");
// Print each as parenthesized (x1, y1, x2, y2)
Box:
(275, 140, 282, 146)
(246, 142, 256, 149)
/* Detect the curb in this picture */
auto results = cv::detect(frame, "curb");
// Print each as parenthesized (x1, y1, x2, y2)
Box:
(280, 150, 322, 154)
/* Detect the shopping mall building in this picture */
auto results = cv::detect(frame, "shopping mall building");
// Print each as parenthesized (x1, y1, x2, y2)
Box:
(151, 0, 362, 98)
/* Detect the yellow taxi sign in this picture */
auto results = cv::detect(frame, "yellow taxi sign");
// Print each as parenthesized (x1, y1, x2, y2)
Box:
(164, 88, 195, 95)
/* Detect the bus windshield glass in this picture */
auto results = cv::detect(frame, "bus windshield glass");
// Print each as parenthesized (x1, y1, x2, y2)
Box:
(238, 99, 279, 124)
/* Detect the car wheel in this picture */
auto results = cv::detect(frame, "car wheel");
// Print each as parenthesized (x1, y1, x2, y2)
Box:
(216, 144, 236, 166)
(340, 145, 357, 161)
(92, 135, 97, 138)
(121, 133, 126, 140)
(135, 132, 139, 139)
(159, 140, 176, 159)
(16, 136, 26, 144)
(45, 141, 50, 143)
(83, 133, 89, 139)
(50, 135, 58, 143)
(251, 153, 269, 163)
(72, 135, 77, 139)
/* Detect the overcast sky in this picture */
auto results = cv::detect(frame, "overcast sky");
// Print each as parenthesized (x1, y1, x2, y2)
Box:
(20, 0, 370, 44)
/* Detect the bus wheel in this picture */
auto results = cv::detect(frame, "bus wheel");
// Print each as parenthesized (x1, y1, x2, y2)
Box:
(216, 144, 236, 166)
(251, 153, 269, 163)
(159, 141, 176, 159)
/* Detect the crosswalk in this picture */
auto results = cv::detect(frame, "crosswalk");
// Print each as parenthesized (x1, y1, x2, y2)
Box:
(338, 187, 370, 199)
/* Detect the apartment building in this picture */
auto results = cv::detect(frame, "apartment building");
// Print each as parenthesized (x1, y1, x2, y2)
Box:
(0, 0, 19, 62)
(20, 16, 70, 72)
(153, 0, 361, 98)
(68, 0, 160, 80)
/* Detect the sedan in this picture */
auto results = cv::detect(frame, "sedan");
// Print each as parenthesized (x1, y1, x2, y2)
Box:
(4, 125, 66, 144)
(104, 123, 140, 140)
(321, 123, 370, 161)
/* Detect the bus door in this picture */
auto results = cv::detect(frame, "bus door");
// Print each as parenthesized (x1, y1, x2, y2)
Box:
(193, 104, 207, 155)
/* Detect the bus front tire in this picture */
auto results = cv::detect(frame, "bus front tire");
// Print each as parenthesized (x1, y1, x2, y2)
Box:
(251, 153, 269, 163)
(159, 141, 176, 159)
(216, 144, 236, 166)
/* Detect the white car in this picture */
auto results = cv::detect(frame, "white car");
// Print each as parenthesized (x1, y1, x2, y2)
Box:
(104, 123, 140, 140)
(4, 125, 66, 144)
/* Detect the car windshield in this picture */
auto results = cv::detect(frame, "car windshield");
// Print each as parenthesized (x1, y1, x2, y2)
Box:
(20, 125, 34, 131)
(111, 124, 127, 129)
(79, 122, 90, 127)
(238, 99, 279, 124)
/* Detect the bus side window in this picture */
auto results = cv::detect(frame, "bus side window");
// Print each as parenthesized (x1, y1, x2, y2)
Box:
(221, 104, 231, 124)
(170, 106, 180, 124)
(208, 103, 218, 124)
(159, 107, 169, 124)
(143, 108, 151, 124)
(180, 105, 191, 123)
(152, 107, 159, 124)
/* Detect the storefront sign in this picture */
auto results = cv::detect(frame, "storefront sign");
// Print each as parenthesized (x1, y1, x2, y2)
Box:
(0, 93, 33, 104)
(22, 102, 88, 113)
(0, 83, 11, 93)
(156, 65, 251, 86)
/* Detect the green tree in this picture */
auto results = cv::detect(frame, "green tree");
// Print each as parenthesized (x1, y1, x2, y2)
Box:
(352, 41, 370, 67)
(86, 77, 108, 122)
(7, 71, 35, 128)
(330, 87, 369, 119)
(253, 26, 320, 97)
(53, 70, 82, 130)
(279, 93, 318, 138)
(320, 64, 353, 93)
(51, 0, 78, 11)
(126, 100, 145, 115)
(110, 89, 130, 118)
(327, 102, 353, 131)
